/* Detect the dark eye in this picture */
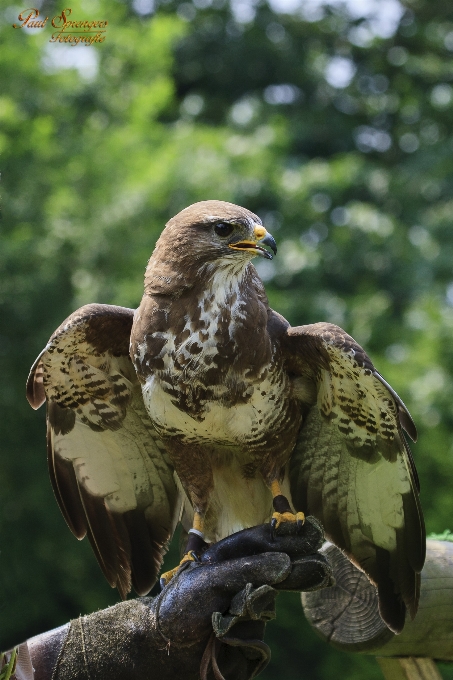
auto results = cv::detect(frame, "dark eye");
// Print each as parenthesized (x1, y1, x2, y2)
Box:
(214, 223, 234, 238)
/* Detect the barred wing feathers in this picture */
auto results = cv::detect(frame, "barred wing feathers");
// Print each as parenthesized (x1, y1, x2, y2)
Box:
(284, 322, 425, 634)
(27, 304, 179, 598)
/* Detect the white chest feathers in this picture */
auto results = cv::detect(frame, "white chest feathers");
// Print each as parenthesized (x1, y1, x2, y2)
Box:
(139, 265, 289, 445)
(142, 368, 285, 446)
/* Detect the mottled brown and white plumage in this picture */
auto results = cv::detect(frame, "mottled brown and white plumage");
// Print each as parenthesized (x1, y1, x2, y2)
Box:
(27, 200, 425, 633)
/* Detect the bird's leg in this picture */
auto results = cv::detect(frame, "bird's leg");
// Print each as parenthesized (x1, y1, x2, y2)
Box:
(270, 480, 305, 539)
(160, 511, 208, 589)
(185, 510, 208, 556)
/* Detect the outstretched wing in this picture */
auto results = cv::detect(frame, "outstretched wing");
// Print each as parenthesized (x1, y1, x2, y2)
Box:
(281, 321, 425, 634)
(27, 304, 180, 598)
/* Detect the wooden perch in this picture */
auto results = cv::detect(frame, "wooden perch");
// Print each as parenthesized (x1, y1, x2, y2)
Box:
(376, 657, 442, 680)
(301, 539, 453, 660)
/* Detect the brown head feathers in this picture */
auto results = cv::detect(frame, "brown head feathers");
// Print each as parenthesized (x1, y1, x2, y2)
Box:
(144, 201, 263, 296)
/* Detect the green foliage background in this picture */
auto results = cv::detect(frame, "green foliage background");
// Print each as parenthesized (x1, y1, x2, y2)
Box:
(2, 0, 453, 676)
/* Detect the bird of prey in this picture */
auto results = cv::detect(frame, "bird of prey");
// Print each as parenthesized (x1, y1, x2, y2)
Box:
(27, 200, 425, 634)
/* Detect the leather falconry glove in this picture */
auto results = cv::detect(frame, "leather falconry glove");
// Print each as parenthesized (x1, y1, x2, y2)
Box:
(4, 518, 331, 680)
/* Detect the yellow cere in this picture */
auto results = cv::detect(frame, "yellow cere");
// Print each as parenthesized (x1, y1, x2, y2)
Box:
(254, 225, 267, 241)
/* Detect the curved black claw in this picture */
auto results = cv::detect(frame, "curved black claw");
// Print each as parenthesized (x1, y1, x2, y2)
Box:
(270, 517, 277, 542)
(187, 550, 202, 563)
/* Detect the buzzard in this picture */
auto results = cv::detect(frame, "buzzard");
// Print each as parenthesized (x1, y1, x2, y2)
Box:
(27, 200, 425, 634)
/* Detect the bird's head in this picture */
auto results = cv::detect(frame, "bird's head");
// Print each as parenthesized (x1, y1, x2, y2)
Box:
(145, 200, 277, 295)
(163, 200, 277, 263)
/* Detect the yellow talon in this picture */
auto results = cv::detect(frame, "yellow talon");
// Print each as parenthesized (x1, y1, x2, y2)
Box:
(160, 551, 198, 588)
(271, 511, 305, 530)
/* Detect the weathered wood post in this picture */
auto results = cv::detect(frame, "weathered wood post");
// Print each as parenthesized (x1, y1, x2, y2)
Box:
(301, 539, 453, 679)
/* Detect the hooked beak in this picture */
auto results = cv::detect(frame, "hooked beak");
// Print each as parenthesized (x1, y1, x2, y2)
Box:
(228, 224, 277, 260)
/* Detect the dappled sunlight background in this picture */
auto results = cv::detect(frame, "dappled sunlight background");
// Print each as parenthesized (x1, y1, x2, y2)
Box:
(2, 0, 453, 677)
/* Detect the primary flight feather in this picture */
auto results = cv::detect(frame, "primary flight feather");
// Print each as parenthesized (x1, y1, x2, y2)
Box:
(27, 200, 425, 632)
